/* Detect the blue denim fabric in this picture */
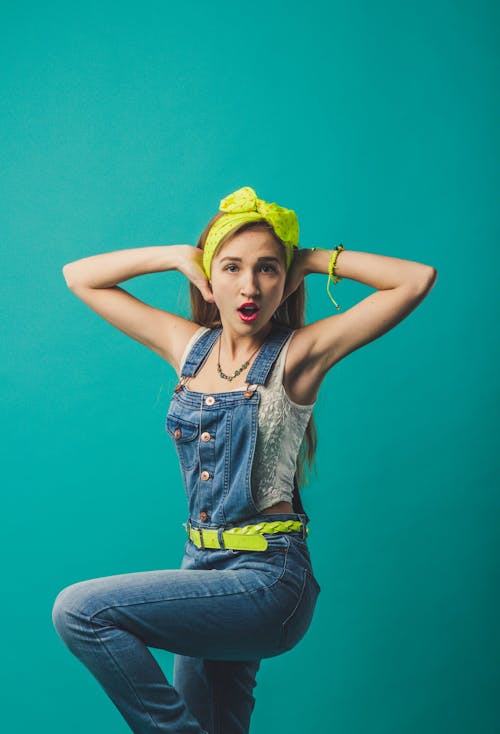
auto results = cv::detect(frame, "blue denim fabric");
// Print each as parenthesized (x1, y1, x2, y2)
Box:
(52, 322, 321, 733)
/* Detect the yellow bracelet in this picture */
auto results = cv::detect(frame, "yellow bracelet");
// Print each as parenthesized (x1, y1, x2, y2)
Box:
(311, 244, 345, 310)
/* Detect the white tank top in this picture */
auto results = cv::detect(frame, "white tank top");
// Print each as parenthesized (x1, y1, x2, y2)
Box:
(177, 326, 315, 511)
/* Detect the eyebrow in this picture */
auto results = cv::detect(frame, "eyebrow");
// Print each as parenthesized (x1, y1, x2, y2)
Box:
(218, 256, 281, 263)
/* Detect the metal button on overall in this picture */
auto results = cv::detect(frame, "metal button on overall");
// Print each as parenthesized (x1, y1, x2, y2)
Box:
(201, 432, 211, 441)
(201, 470, 210, 480)
(174, 428, 182, 439)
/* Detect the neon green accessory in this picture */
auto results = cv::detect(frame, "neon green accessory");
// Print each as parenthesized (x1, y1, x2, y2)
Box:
(203, 186, 300, 280)
(311, 244, 345, 310)
(184, 519, 309, 551)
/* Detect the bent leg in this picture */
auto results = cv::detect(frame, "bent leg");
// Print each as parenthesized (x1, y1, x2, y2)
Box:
(51, 563, 284, 733)
(52, 573, 208, 734)
(173, 654, 261, 734)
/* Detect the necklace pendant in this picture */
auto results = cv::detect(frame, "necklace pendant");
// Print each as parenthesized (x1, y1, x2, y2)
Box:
(217, 332, 261, 383)
(217, 364, 230, 381)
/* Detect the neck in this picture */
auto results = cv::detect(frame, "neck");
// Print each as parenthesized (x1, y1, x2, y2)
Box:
(218, 320, 273, 361)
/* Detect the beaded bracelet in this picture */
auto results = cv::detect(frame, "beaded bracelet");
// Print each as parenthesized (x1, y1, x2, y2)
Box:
(311, 244, 345, 310)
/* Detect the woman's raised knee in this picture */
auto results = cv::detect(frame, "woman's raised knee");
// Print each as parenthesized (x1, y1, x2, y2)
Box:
(51, 580, 101, 642)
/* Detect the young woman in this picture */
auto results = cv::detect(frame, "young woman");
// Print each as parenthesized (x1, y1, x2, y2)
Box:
(52, 186, 437, 734)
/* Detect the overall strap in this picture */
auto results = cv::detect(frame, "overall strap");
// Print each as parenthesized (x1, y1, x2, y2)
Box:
(245, 322, 293, 385)
(180, 322, 293, 386)
(181, 327, 221, 377)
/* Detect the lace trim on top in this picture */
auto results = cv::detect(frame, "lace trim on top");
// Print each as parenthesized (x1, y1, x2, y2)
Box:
(250, 331, 314, 510)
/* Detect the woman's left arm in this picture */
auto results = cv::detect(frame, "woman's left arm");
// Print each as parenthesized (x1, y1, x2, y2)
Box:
(287, 248, 437, 373)
(309, 247, 435, 290)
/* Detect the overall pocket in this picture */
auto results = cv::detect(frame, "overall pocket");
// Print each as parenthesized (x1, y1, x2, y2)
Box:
(280, 567, 321, 652)
(165, 414, 199, 470)
(218, 533, 291, 587)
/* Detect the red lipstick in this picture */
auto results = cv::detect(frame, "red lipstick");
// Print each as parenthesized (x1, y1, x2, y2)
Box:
(237, 302, 260, 323)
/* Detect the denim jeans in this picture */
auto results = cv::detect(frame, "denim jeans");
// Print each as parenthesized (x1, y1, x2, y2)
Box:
(52, 513, 320, 733)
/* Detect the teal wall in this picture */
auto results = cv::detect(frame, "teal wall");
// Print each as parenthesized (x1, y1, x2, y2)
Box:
(1, 1, 498, 732)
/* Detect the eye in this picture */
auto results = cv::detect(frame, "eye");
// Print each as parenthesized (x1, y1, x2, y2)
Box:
(223, 263, 277, 273)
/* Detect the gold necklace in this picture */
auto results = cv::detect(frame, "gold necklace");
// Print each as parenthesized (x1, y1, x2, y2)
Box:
(216, 333, 262, 382)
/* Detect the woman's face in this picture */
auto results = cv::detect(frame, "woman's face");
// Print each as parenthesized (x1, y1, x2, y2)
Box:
(209, 228, 287, 331)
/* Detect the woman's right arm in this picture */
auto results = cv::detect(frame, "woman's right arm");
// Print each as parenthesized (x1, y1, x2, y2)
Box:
(62, 245, 214, 371)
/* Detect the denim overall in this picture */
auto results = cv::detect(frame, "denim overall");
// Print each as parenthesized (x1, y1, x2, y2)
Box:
(52, 321, 321, 734)
(168, 321, 308, 527)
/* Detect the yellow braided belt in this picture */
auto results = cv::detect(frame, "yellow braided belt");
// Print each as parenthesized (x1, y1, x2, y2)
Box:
(184, 520, 310, 551)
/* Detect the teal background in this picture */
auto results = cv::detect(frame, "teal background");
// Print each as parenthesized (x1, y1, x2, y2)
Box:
(1, 1, 498, 732)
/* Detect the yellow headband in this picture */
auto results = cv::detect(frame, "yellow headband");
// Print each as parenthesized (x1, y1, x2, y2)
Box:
(203, 186, 299, 280)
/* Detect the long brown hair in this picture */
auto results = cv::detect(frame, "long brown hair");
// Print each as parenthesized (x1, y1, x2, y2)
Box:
(188, 212, 318, 491)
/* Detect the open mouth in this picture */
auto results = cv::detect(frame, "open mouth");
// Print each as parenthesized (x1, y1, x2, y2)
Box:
(238, 305, 260, 322)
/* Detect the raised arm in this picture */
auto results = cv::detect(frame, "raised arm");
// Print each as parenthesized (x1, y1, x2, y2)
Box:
(285, 248, 437, 394)
(62, 245, 214, 371)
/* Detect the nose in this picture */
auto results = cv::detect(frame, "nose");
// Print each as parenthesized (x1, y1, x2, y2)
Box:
(240, 268, 260, 298)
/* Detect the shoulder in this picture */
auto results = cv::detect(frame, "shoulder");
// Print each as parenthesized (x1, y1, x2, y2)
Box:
(174, 324, 212, 376)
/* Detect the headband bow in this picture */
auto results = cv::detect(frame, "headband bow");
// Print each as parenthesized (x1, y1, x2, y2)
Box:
(202, 186, 299, 279)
